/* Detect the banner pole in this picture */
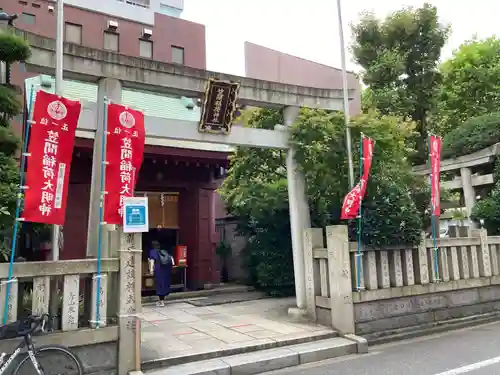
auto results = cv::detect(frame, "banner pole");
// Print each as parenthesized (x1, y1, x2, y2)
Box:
(94, 97, 108, 328)
(428, 135, 440, 281)
(3, 85, 35, 324)
(356, 134, 364, 291)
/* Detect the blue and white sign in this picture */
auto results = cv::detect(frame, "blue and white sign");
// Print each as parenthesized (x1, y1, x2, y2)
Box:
(123, 196, 149, 233)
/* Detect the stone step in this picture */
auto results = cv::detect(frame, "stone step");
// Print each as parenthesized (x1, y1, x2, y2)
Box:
(142, 337, 360, 375)
(142, 330, 339, 369)
(142, 285, 255, 305)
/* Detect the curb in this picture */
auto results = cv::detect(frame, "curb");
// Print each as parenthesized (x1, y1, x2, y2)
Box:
(141, 337, 360, 375)
(365, 311, 500, 346)
(343, 333, 368, 353)
(141, 331, 338, 371)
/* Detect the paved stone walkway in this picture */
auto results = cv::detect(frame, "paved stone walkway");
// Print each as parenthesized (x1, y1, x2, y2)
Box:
(139, 297, 334, 363)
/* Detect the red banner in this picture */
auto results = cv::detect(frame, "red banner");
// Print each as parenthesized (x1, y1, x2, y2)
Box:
(430, 135, 442, 217)
(103, 104, 145, 225)
(22, 90, 81, 225)
(341, 137, 375, 220)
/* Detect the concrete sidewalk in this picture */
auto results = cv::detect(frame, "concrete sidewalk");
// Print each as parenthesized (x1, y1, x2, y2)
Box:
(140, 297, 338, 370)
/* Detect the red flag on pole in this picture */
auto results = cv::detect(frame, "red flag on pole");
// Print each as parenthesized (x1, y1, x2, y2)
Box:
(22, 90, 82, 225)
(103, 104, 145, 225)
(341, 137, 375, 220)
(430, 135, 442, 217)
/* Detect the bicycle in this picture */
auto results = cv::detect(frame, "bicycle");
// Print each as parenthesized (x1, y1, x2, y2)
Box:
(0, 314, 83, 375)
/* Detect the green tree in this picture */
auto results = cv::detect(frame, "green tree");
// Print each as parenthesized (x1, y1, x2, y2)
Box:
(442, 113, 500, 159)
(351, 3, 449, 163)
(220, 109, 429, 295)
(437, 37, 500, 134)
(0, 30, 31, 258)
(472, 156, 500, 234)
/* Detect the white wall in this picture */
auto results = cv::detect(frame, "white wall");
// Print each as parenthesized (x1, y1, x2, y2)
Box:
(63, 0, 184, 25)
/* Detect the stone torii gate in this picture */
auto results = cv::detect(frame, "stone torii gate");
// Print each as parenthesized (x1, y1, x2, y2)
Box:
(18, 29, 354, 319)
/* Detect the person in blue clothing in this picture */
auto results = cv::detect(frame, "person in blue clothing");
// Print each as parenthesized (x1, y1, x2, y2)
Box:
(148, 240, 174, 307)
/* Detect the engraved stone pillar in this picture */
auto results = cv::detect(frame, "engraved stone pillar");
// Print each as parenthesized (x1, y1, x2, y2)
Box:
(468, 245, 480, 278)
(303, 228, 323, 321)
(402, 249, 415, 286)
(490, 244, 500, 276)
(353, 252, 365, 291)
(438, 248, 450, 282)
(376, 251, 390, 288)
(326, 225, 354, 334)
(389, 251, 404, 287)
(363, 251, 378, 290)
(319, 259, 329, 297)
(32, 276, 50, 316)
(448, 247, 461, 281)
(459, 245, 470, 279)
(117, 230, 142, 375)
(429, 248, 439, 282)
(62, 275, 79, 331)
(91, 274, 108, 328)
(0, 280, 18, 323)
(478, 229, 492, 277)
(415, 232, 429, 284)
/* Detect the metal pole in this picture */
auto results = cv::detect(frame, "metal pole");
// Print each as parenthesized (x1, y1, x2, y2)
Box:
(336, 0, 355, 188)
(49, 0, 64, 328)
(52, 0, 64, 261)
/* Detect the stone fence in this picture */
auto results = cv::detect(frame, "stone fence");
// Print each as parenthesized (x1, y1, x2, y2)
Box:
(0, 232, 142, 375)
(304, 226, 500, 340)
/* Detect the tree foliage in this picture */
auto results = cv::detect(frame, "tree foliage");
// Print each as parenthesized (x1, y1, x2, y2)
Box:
(0, 31, 29, 258)
(442, 113, 500, 159)
(472, 156, 500, 234)
(351, 3, 449, 163)
(437, 37, 500, 134)
(220, 109, 429, 295)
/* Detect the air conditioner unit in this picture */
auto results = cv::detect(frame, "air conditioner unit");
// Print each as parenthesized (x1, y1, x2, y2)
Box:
(107, 20, 119, 30)
(48, 5, 54, 11)
(142, 28, 152, 38)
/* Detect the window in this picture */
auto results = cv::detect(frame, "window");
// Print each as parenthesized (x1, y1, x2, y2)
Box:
(65, 23, 82, 44)
(18, 1, 28, 5)
(104, 31, 119, 52)
(32, 3, 41, 8)
(139, 39, 153, 59)
(21, 12, 35, 24)
(171, 46, 184, 65)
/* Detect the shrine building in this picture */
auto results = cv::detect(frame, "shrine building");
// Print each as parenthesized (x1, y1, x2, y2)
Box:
(23, 74, 232, 291)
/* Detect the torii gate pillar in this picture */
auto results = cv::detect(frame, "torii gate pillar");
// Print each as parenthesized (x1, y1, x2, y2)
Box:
(284, 106, 311, 317)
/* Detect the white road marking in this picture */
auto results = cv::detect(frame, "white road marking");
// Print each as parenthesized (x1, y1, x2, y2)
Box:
(434, 356, 500, 375)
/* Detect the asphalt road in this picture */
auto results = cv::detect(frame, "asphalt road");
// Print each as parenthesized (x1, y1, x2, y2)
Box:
(261, 321, 500, 375)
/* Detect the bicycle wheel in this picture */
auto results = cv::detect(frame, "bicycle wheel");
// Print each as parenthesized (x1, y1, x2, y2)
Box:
(12, 345, 84, 375)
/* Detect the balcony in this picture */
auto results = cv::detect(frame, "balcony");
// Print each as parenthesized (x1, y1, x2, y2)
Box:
(117, 0, 150, 9)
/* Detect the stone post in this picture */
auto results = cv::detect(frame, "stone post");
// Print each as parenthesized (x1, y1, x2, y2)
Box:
(283, 106, 311, 317)
(86, 78, 123, 258)
(303, 228, 323, 321)
(325, 225, 355, 334)
(117, 230, 142, 375)
(477, 228, 492, 277)
(460, 167, 477, 228)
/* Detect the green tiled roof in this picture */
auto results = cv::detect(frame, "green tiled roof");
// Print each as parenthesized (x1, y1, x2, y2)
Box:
(121, 88, 201, 122)
(24, 75, 233, 153)
(25, 75, 200, 120)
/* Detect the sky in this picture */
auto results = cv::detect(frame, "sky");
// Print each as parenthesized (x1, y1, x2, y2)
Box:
(181, 0, 498, 77)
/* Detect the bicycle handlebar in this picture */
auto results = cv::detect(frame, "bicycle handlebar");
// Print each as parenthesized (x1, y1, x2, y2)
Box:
(17, 314, 49, 336)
